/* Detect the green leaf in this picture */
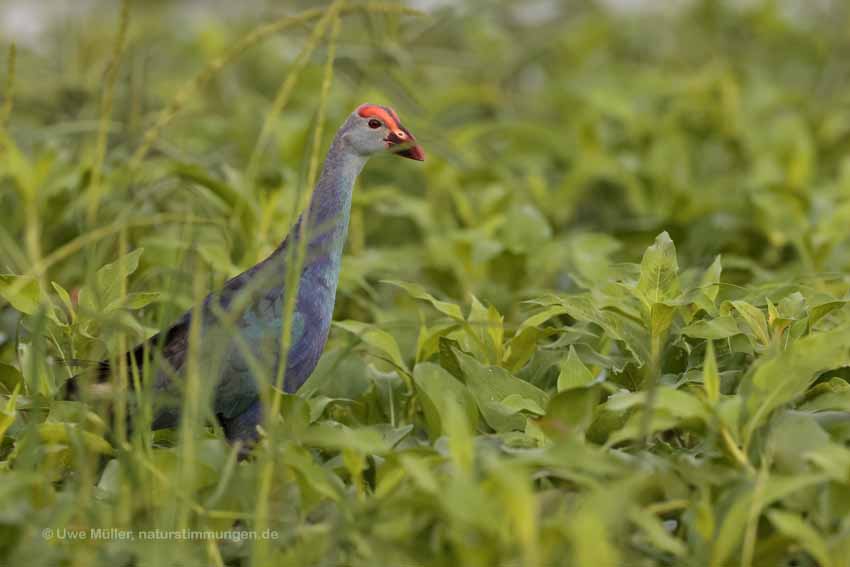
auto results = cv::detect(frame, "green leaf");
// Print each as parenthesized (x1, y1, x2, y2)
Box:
(703, 340, 720, 403)
(443, 397, 475, 473)
(500, 394, 546, 416)
(767, 510, 834, 567)
(300, 422, 391, 455)
(605, 387, 710, 421)
(809, 300, 847, 331)
(557, 346, 596, 391)
(455, 350, 548, 432)
(383, 280, 464, 320)
(80, 248, 144, 311)
(710, 474, 826, 567)
(730, 300, 770, 346)
(649, 302, 676, 340)
(516, 305, 569, 334)
(768, 412, 831, 474)
(335, 320, 408, 372)
(490, 464, 541, 565)
(698, 255, 722, 305)
(501, 202, 552, 253)
(680, 315, 740, 339)
(438, 337, 464, 379)
(463, 295, 503, 364)
(629, 507, 687, 558)
(505, 326, 542, 372)
(0, 383, 20, 444)
(803, 444, 850, 482)
(277, 391, 310, 437)
(545, 386, 600, 438)
(108, 291, 160, 311)
(282, 444, 343, 504)
(412, 362, 478, 438)
(0, 363, 23, 393)
(636, 232, 680, 305)
(604, 387, 710, 445)
(51, 281, 74, 321)
(37, 422, 112, 454)
(555, 295, 650, 365)
(740, 325, 850, 446)
(0, 275, 41, 314)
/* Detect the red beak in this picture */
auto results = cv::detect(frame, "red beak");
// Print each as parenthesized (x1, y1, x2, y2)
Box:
(386, 127, 425, 161)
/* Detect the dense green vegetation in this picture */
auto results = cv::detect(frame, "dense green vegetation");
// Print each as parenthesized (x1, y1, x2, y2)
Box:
(2, 0, 850, 565)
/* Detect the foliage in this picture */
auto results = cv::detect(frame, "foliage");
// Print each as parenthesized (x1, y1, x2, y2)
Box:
(2, 0, 850, 565)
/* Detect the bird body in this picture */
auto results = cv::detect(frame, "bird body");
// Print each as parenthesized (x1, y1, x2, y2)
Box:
(68, 104, 424, 443)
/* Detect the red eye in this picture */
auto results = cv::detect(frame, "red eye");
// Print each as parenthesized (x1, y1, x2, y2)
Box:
(368, 119, 382, 129)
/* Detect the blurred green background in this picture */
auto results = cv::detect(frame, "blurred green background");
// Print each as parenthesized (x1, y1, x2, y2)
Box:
(1, 1, 850, 566)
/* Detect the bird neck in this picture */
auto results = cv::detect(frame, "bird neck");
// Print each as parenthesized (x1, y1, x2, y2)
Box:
(302, 134, 367, 254)
(273, 132, 366, 267)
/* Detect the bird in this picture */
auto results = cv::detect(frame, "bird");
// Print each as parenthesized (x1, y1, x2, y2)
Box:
(65, 103, 424, 445)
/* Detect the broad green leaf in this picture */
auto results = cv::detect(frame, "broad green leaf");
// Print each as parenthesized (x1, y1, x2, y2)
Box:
(605, 409, 681, 446)
(629, 507, 686, 557)
(491, 464, 541, 565)
(0, 362, 23, 393)
(604, 387, 710, 422)
(767, 510, 834, 567)
(416, 321, 458, 362)
(567, 232, 622, 286)
(0, 275, 41, 314)
(545, 386, 600, 437)
(516, 305, 568, 333)
(300, 422, 390, 455)
(567, 487, 625, 567)
(504, 326, 542, 372)
(383, 280, 464, 320)
(464, 295, 503, 363)
(680, 315, 740, 339)
(803, 444, 850, 482)
(798, 378, 850, 412)
(557, 346, 595, 391)
(636, 232, 680, 305)
(501, 202, 552, 253)
(456, 350, 548, 432)
(412, 362, 478, 438)
(500, 393, 546, 416)
(37, 422, 112, 454)
(649, 302, 676, 340)
(809, 300, 847, 330)
(283, 444, 343, 504)
(335, 320, 408, 372)
(108, 291, 160, 311)
(80, 248, 144, 311)
(710, 474, 826, 567)
(740, 325, 850, 446)
(276, 391, 310, 437)
(555, 295, 650, 364)
(730, 300, 770, 346)
(768, 412, 831, 474)
(438, 337, 464, 379)
(443, 397, 475, 473)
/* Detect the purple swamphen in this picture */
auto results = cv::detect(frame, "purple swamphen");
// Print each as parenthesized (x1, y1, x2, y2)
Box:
(65, 104, 424, 445)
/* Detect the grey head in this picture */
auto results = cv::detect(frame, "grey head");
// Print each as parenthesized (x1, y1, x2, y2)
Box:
(338, 103, 425, 161)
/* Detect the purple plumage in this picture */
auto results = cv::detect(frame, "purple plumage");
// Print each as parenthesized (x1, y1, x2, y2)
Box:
(65, 104, 424, 446)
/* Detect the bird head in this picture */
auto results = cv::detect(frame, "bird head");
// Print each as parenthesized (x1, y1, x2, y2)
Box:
(343, 103, 425, 161)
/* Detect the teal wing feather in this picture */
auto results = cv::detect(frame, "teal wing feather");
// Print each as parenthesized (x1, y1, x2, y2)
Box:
(212, 293, 307, 420)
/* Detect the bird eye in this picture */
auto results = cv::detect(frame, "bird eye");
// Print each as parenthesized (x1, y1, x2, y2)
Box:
(368, 119, 382, 129)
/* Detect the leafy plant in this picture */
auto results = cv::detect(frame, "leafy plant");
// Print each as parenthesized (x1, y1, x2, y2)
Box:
(2, 1, 850, 566)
